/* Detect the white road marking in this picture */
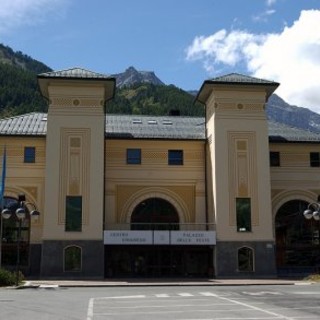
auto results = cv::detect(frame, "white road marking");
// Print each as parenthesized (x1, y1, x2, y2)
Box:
(155, 293, 170, 298)
(87, 291, 318, 319)
(293, 291, 320, 295)
(87, 298, 94, 320)
(86, 295, 146, 320)
(242, 291, 283, 296)
(200, 292, 218, 296)
(208, 293, 296, 320)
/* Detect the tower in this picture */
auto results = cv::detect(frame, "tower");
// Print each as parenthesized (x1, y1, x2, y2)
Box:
(196, 73, 279, 277)
(38, 68, 115, 278)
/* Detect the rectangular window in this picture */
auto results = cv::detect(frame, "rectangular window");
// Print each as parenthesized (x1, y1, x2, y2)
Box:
(310, 152, 320, 167)
(65, 196, 82, 232)
(127, 149, 141, 164)
(24, 147, 36, 163)
(269, 151, 280, 167)
(168, 150, 183, 165)
(236, 198, 252, 232)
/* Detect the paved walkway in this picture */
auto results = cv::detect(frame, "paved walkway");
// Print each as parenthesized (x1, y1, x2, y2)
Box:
(22, 278, 311, 288)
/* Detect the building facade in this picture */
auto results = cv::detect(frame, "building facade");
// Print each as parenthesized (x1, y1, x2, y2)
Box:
(0, 68, 319, 279)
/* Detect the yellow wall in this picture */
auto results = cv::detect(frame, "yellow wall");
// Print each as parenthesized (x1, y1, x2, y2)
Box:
(0, 136, 45, 243)
(270, 142, 320, 218)
(2, 127, 320, 244)
(104, 139, 207, 229)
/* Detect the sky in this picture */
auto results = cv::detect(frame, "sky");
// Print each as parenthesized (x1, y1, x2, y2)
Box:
(0, 0, 320, 112)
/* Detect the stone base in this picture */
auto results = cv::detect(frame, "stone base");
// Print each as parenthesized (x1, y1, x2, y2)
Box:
(216, 241, 277, 278)
(40, 240, 104, 279)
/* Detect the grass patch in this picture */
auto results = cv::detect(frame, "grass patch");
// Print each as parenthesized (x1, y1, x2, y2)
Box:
(304, 274, 320, 282)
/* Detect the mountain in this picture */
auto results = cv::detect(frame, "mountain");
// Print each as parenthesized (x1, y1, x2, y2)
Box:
(107, 82, 204, 116)
(112, 66, 164, 88)
(0, 44, 51, 74)
(266, 94, 320, 133)
(0, 44, 52, 117)
(0, 43, 320, 133)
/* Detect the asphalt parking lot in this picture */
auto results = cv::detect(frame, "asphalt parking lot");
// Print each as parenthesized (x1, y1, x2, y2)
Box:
(1, 283, 320, 319)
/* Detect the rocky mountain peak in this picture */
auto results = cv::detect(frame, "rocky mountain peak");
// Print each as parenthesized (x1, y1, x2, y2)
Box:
(113, 66, 164, 88)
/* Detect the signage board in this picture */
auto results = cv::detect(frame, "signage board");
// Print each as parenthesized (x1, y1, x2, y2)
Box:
(104, 230, 216, 246)
(170, 231, 216, 245)
(104, 230, 153, 245)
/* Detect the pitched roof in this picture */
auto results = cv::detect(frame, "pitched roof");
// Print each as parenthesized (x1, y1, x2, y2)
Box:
(38, 67, 113, 80)
(208, 73, 278, 85)
(268, 121, 320, 142)
(1, 113, 320, 143)
(37, 67, 116, 101)
(196, 73, 280, 104)
(105, 115, 205, 140)
(0, 113, 47, 136)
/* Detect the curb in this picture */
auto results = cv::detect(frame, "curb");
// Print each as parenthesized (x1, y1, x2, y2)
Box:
(16, 279, 311, 289)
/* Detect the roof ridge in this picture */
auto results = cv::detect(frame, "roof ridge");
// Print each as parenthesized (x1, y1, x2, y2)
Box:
(0, 111, 46, 121)
(209, 72, 278, 84)
(38, 67, 112, 79)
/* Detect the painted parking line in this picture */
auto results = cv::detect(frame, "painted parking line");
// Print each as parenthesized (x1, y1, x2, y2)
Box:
(292, 291, 320, 295)
(200, 292, 218, 296)
(155, 293, 170, 298)
(242, 291, 283, 296)
(207, 293, 296, 320)
(87, 295, 146, 320)
(87, 291, 318, 320)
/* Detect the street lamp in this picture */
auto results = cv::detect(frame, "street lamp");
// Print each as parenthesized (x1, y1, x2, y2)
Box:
(303, 202, 320, 221)
(303, 202, 320, 273)
(0, 194, 39, 286)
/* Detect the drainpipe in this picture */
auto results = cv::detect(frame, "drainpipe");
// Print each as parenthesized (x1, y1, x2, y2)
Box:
(204, 104, 209, 231)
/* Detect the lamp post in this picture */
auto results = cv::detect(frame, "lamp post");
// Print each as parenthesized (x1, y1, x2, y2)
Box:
(303, 202, 320, 221)
(303, 202, 320, 273)
(1, 195, 39, 286)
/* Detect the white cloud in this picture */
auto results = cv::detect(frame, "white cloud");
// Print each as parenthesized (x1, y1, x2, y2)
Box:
(252, 9, 276, 22)
(186, 10, 320, 112)
(266, 0, 277, 6)
(0, 0, 68, 34)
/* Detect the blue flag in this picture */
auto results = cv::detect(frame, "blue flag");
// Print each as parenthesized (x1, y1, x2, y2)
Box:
(0, 146, 6, 207)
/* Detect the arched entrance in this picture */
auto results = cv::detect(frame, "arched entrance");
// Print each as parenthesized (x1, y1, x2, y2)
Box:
(0, 196, 31, 268)
(130, 197, 179, 230)
(105, 197, 213, 278)
(275, 200, 320, 275)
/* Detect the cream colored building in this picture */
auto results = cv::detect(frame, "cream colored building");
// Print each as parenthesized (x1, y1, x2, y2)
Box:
(0, 68, 319, 279)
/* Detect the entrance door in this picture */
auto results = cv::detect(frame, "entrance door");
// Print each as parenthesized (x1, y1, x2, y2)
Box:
(105, 245, 213, 278)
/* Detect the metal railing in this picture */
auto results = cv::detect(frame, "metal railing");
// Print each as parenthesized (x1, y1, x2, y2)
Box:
(104, 222, 216, 231)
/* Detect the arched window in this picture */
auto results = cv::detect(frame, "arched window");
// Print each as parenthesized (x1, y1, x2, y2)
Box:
(64, 246, 82, 272)
(131, 198, 179, 230)
(238, 247, 254, 272)
(275, 200, 319, 268)
(0, 196, 31, 266)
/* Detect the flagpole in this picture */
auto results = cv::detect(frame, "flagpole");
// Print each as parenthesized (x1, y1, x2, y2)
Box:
(0, 146, 7, 269)
(0, 215, 2, 268)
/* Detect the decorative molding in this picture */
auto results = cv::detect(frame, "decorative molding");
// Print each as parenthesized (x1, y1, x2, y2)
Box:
(51, 97, 103, 108)
(271, 189, 318, 219)
(117, 186, 195, 224)
(228, 132, 259, 226)
(58, 128, 91, 225)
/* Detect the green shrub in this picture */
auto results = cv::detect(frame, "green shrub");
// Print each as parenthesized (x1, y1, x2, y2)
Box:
(0, 268, 24, 286)
(304, 274, 320, 282)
